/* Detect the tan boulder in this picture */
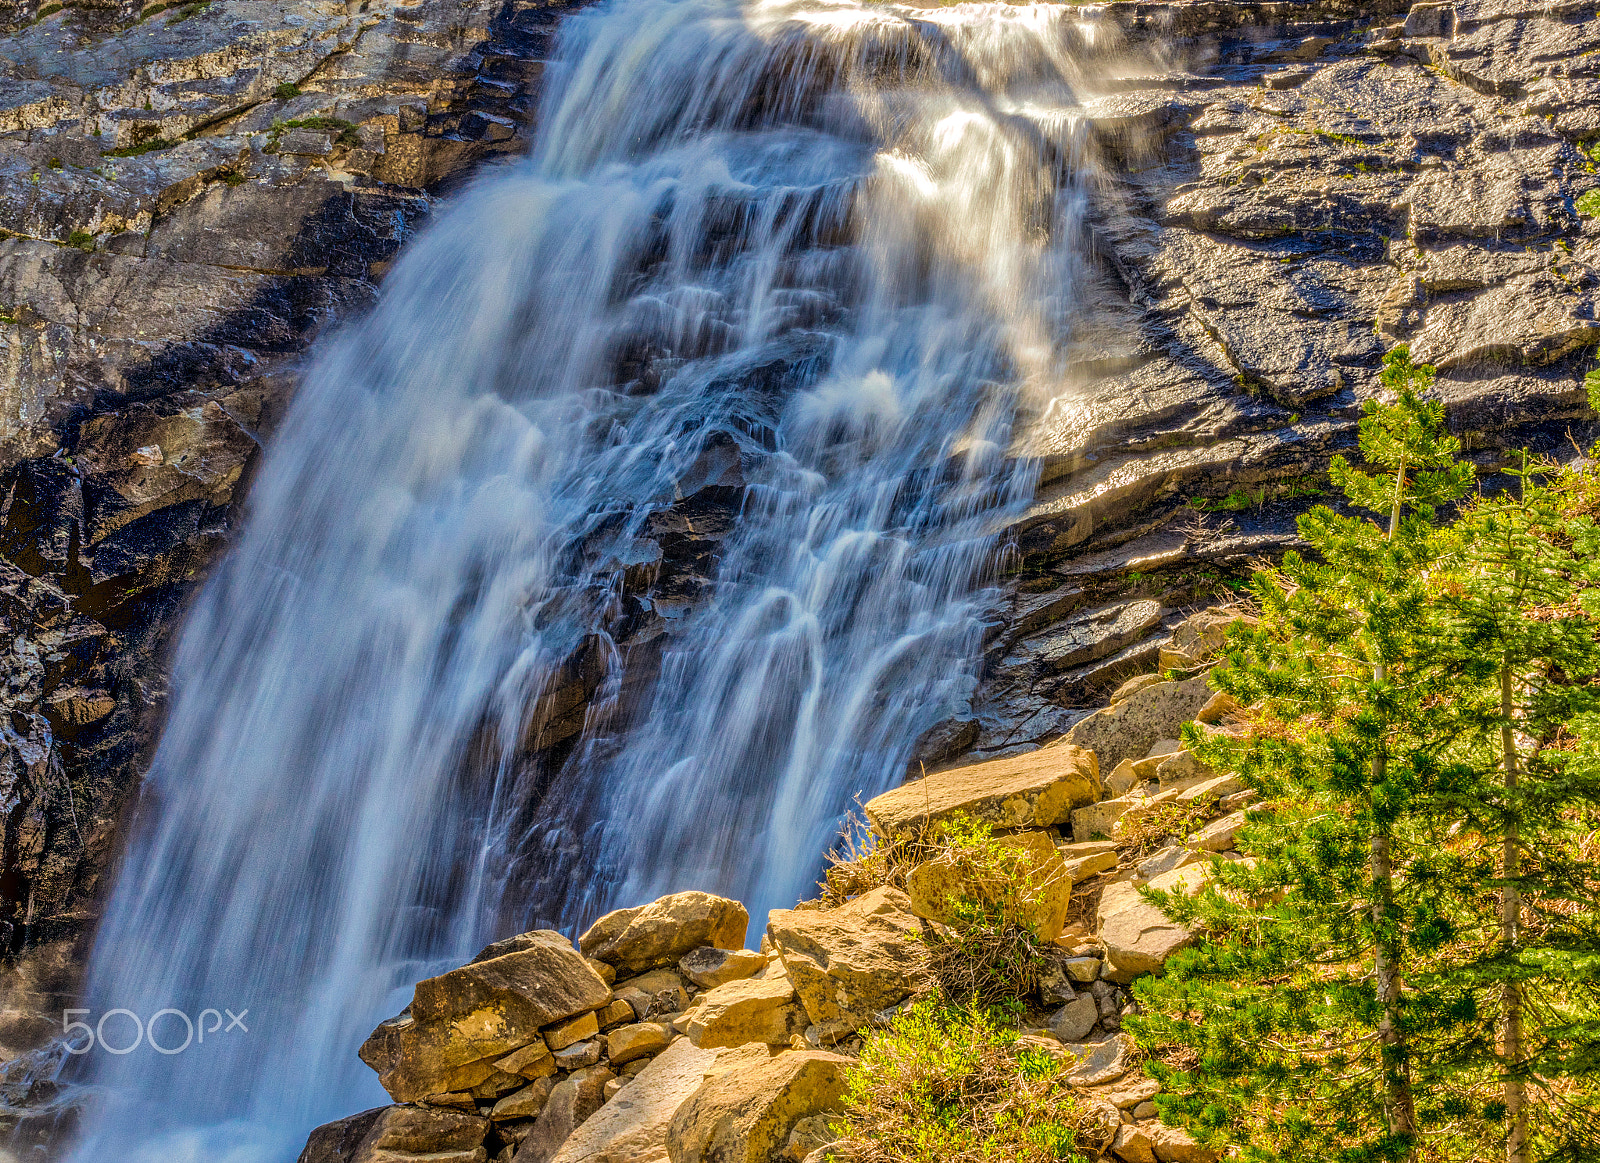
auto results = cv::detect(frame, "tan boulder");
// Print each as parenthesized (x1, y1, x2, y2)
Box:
(496, 1041, 557, 1079)
(1059, 1033, 1136, 1086)
(1070, 796, 1139, 845)
(607, 1022, 673, 1065)
(666, 1050, 851, 1163)
(493, 1076, 557, 1121)
(546, 1011, 600, 1051)
(1049, 995, 1098, 1042)
(614, 968, 692, 1020)
(766, 886, 931, 1029)
(684, 976, 806, 1048)
(1109, 674, 1163, 703)
(597, 999, 637, 1030)
(1188, 811, 1246, 853)
(515, 1065, 615, 1163)
(580, 893, 749, 974)
(1175, 774, 1242, 803)
(296, 1104, 491, 1163)
(1064, 677, 1214, 769)
(1154, 751, 1210, 791)
(905, 830, 1072, 941)
(1099, 866, 1214, 984)
(1147, 1122, 1221, 1163)
(862, 744, 1098, 837)
(359, 931, 612, 1103)
(680, 946, 769, 990)
(1112, 1123, 1157, 1163)
(547, 1038, 720, 1163)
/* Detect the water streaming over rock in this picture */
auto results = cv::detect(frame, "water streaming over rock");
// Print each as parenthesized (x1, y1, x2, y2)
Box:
(64, 0, 1129, 1157)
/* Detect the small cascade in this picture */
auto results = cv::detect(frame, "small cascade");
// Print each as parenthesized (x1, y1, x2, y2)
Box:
(64, 1, 1137, 1158)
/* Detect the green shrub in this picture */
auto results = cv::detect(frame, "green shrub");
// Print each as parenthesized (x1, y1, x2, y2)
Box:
(65, 230, 94, 251)
(1578, 188, 1600, 218)
(273, 82, 302, 100)
(831, 998, 1102, 1163)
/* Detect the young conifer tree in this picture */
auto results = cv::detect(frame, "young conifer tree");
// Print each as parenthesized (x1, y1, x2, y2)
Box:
(1430, 456, 1600, 1162)
(1128, 348, 1475, 1162)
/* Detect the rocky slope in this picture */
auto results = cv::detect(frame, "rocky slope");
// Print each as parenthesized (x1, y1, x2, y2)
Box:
(295, 607, 1255, 1163)
(0, 0, 1595, 1084)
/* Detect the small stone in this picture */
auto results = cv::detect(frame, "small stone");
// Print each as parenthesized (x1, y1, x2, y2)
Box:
(491, 1076, 555, 1121)
(1132, 1100, 1157, 1119)
(679, 946, 768, 989)
(1219, 790, 1257, 812)
(785, 1113, 838, 1162)
(1059, 1033, 1136, 1086)
(470, 1068, 527, 1101)
(553, 1039, 602, 1069)
(1188, 811, 1246, 853)
(620, 1056, 651, 1077)
(597, 999, 636, 1030)
(1064, 849, 1119, 881)
(1112, 1122, 1157, 1163)
(420, 1091, 477, 1110)
(1175, 774, 1243, 803)
(1102, 1075, 1160, 1109)
(1195, 691, 1240, 723)
(1146, 739, 1181, 760)
(603, 1078, 625, 1101)
(1064, 956, 1101, 983)
(1154, 751, 1209, 791)
(1145, 1121, 1220, 1162)
(495, 1041, 556, 1079)
(613, 967, 690, 1019)
(1110, 674, 1163, 703)
(587, 959, 618, 985)
(1136, 845, 1202, 880)
(1104, 759, 1141, 797)
(1050, 995, 1098, 1042)
(606, 1022, 672, 1065)
(545, 1010, 599, 1051)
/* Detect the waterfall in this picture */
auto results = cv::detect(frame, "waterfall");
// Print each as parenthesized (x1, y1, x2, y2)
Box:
(64, 0, 1118, 1157)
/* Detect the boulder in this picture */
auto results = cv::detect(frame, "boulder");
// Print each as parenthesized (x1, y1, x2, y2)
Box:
(1070, 796, 1138, 844)
(905, 830, 1072, 941)
(1175, 774, 1242, 803)
(766, 886, 932, 1029)
(862, 744, 1099, 837)
(1099, 866, 1214, 984)
(666, 1051, 852, 1163)
(554, 1040, 603, 1069)
(360, 931, 613, 1103)
(1135, 846, 1203, 881)
(580, 893, 749, 974)
(547, 1038, 720, 1163)
(1049, 995, 1098, 1042)
(493, 1077, 557, 1121)
(684, 975, 806, 1048)
(1154, 751, 1210, 791)
(496, 1042, 557, 1079)
(597, 999, 638, 1030)
(1112, 1123, 1158, 1163)
(297, 1104, 491, 1163)
(1063, 956, 1101, 983)
(614, 968, 692, 1019)
(1110, 674, 1163, 703)
(1059, 1033, 1136, 1086)
(1158, 609, 1249, 671)
(1147, 1122, 1221, 1163)
(1063, 678, 1214, 770)
(607, 1022, 673, 1065)
(1098, 1075, 1160, 1110)
(680, 947, 768, 990)
(547, 1011, 600, 1051)
(515, 1065, 616, 1163)
(1188, 811, 1246, 853)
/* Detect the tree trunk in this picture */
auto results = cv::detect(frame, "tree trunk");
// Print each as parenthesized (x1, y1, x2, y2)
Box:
(1501, 661, 1528, 1163)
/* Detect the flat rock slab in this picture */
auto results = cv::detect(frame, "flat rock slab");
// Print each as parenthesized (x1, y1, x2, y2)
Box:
(548, 1038, 720, 1163)
(863, 743, 1099, 836)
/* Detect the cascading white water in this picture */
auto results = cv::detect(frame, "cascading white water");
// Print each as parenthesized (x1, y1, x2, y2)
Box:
(63, 0, 1122, 1158)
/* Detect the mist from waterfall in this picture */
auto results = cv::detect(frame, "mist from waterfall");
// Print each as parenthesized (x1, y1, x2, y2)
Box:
(63, 0, 1123, 1157)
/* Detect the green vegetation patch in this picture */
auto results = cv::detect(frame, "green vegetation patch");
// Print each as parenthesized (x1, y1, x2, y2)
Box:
(832, 998, 1104, 1163)
(265, 116, 361, 151)
(273, 82, 303, 100)
(1578, 188, 1600, 218)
